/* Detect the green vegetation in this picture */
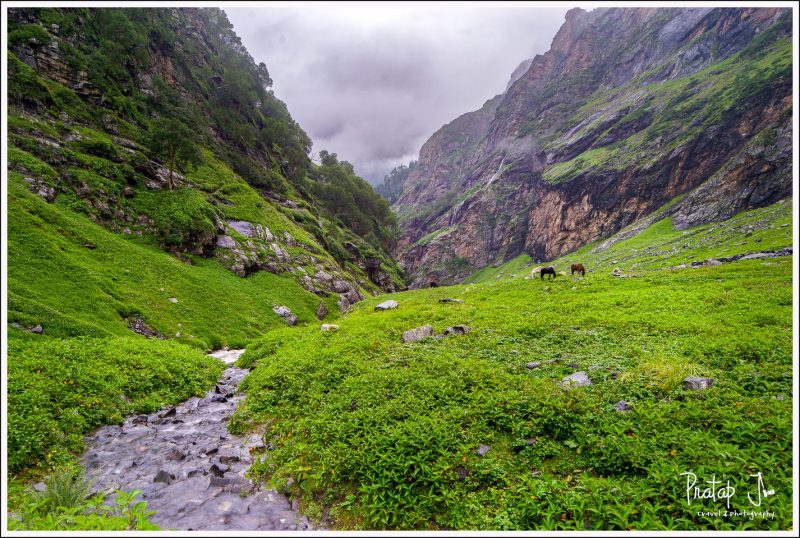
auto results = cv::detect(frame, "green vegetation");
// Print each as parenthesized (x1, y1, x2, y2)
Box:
(470, 199, 792, 284)
(307, 151, 399, 254)
(8, 470, 158, 530)
(7, 176, 335, 349)
(7, 336, 223, 474)
(146, 117, 203, 190)
(375, 160, 417, 204)
(540, 26, 792, 184)
(234, 254, 792, 530)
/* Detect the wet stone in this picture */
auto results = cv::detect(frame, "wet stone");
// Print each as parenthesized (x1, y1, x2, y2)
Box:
(80, 351, 312, 531)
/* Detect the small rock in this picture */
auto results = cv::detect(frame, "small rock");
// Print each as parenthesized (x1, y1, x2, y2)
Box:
(614, 401, 632, 413)
(566, 362, 580, 369)
(209, 463, 228, 477)
(161, 407, 177, 418)
(561, 371, 592, 390)
(167, 448, 187, 461)
(704, 259, 722, 266)
(443, 325, 471, 336)
(153, 470, 173, 484)
(439, 298, 465, 304)
(32, 482, 47, 493)
(525, 362, 541, 369)
(375, 300, 398, 311)
(321, 324, 339, 332)
(456, 466, 468, 481)
(525, 438, 537, 446)
(612, 268, 622, 277)
(775, 394, 785, 401)
(683, 376, 713, 390)
(476, 444, 491, 456)
(316, 302, 328, 320)
(272, 305, 298, 326)
(169, 297, 178, 303)
(510, 350, 519, 354)
(402, 325, 434, 343)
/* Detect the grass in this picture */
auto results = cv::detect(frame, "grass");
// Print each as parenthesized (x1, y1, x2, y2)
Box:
(540, 33, 792, 184)
(7, 336, 225, 474)
(231, 201, 793, 530)
(468, 199, 792, 284)
(7, 175, 337, 350)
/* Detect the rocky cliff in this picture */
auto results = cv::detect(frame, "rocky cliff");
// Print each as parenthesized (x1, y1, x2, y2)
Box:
(393, 7, 792, 286)
(7, 7, 404, 314)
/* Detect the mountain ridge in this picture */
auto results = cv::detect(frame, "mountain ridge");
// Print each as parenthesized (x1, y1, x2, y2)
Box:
(391, 7, 792, 287)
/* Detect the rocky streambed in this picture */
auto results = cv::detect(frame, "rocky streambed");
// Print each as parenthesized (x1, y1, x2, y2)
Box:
(81, 349, 311, 531)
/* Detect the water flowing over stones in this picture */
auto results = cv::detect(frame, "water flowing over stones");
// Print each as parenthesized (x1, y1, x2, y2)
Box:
(80, 349, 312, 531)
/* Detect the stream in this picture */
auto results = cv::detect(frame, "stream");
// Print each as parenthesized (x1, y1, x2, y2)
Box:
(80, 349, 312, 531)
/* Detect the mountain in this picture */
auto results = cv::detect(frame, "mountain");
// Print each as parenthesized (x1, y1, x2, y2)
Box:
(392, 7, 792, 287)
(7, 7, 405, 342)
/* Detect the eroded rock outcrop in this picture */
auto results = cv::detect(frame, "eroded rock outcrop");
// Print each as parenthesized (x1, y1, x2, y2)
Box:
(393, 7, 792, 287)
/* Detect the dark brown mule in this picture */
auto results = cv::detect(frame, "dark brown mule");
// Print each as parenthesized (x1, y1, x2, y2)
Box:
(540, 267, 557, 280)
(571, 263, 585, 276)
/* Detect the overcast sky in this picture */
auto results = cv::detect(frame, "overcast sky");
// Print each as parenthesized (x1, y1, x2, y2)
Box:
(225, 4, 569, 184)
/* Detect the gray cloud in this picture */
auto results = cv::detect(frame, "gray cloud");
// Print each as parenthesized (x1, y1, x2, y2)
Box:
(225, 4, 569, 183)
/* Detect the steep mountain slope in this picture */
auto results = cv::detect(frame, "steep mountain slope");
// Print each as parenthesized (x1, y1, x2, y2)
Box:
(7, 7, 404, 342)
(393, 7, 792, 286)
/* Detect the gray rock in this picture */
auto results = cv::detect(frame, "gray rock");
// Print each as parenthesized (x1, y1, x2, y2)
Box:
(443, 325, 471, 336)
(402, 325, 434, 343)
(374, 300, 398, 311)
(439, 298, 465, 304)
(525, 362, 541, 369)
(169, 297, 178, 303)
(704, 258, 722, 266)
(561, 371, 592, 390)
(154, 470, 173, 484)
(683, 376, 714, 390)
(316, 302, 328, 320)
(476, 444, 491, 456)
(320, 324, 339, 332)
(612, 267, 622, 277)
(525, 438, 537, 446)
(614, 401, 632, 413)
(215, 235, 235, 249)
(33, 482, 47, 493)
(272, 306, 297, 326)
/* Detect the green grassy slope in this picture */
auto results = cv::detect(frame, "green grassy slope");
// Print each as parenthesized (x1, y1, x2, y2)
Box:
(232, 205, 793, 530)
(466, 199, 792, 284)
(7, 175, 339, 350)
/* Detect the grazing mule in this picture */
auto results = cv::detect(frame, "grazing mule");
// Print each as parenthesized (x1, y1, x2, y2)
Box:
(571, 263, 586, 276)
(540, 266, 557, 280)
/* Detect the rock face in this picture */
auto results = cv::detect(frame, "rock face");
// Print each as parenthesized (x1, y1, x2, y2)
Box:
(81, 352, 313, 531)
(392, 7, 792, 286)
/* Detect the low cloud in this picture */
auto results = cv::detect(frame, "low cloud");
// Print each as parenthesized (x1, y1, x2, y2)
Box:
(226, 4, 569, 183)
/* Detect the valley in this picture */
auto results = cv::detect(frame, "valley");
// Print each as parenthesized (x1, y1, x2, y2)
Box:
(3, 4, 795, 533)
